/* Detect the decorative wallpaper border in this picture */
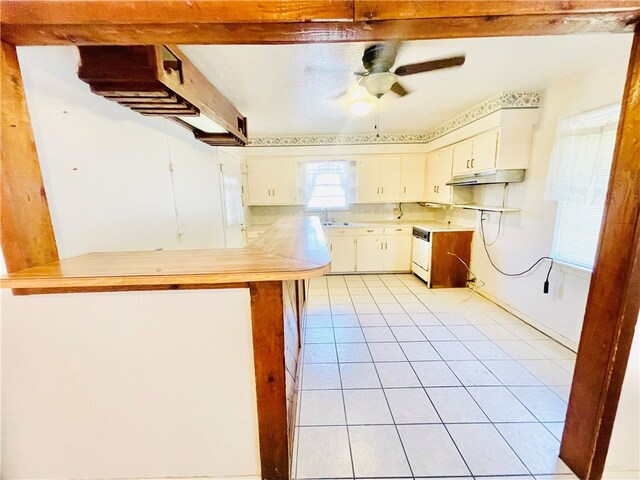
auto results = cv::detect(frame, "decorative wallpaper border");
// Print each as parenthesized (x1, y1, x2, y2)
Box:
(248, 91, 540, 147)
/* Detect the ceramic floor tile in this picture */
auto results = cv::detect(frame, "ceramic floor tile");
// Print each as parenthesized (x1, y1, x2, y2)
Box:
(354, 303, 381, 315)
(459, 310, 497, 325)
(519, 359, 574, 386)
(330, 295, 353, 305)
(340, 362, 381, 389)
(476, 324, 520, 341)
(349, 425, 412, 477)
(483, 360, 543, 386)
(384, 387, 440, 424)
(543, 422, 565, 441)
(298, 390, 346, 426)
(378, 303, 405, 314)
(494, 340, 548, 359)
(391, 326, 427, 341)
(486, 310, 523, 324)
(307, 305, 332, 315)
(369, 342, 407, 362)
(302, 363, 342, 390)
(383, 313, 414, 325)
(343, 389, 393, 425)
(467, 386, 537, 422)
(304, 328, 335, 344)
(432, 341, 476, 360)
(306, 315, 333, 328)
(412, 361, 462, 387)
(336, 343, 373, 363)
(447, 423, 529, 476)
(447, 325, 488, 341)
(331, 304, 356, 315)
(402, 303, 430, 314)
(368, 286, 390, 294)
(496, 423, 573, 474)
(426, 387, 489, 423)
(552, 358, 576, 374)
(372, 293, 398, 304)
(376, 362, 421, 387)
(398, 424, 471, 477)
(409, 312, 442, 325)
(328, 287, 350, 295)
(394, 293, 420, 303)
(505, 323, 549, 340)
(348, 287, 370, 295)
(388, 286, 411, 294)
(548, 385, 571, 402)
(509, 386, 568, 422)
(447, 360, 502, 386)
(435, 312, 470, 325)
(334, 327, 366, 343)
(357, 314, 387, 327)
(419, 325, 457, 341)
(296, 426, 353, 478)
(303, 343, 338, 364)
(332, 314, 360, 327)
(400, 341, 440, 361)
(362, 326, 396, 342)
(463, 340, 511, 360)
(526, 340, 576, 360)
(351, 295, 375, 305)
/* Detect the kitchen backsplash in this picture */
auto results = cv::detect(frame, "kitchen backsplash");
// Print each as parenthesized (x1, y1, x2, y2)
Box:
(245, 202, 472, 226)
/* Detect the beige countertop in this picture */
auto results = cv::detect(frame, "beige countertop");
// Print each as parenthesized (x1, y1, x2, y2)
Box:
(245, 219, 475, 233)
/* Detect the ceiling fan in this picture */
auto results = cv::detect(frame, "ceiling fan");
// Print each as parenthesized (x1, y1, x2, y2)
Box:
(355, 42, 466, 98)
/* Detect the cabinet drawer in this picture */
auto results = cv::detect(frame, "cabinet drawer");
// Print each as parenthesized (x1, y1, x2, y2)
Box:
(326, 228, 357, 237)
(357, 227, 384, 235)
(384, 226, 412, 235)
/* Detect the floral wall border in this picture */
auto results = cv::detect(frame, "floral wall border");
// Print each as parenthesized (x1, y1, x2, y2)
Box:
(248, 91, 540, 147)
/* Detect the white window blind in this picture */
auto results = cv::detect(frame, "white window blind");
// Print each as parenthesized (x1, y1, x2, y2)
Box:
(547, 104, 620, 269)
(301, 160, 356, 211)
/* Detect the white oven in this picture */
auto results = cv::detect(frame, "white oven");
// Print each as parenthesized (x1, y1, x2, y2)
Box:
(411, 227, 431, 285)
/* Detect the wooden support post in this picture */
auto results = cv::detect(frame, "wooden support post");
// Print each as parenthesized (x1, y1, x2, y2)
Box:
(560, 30, 640, 479)
(1, 41, 58, 272)
(250, 281, 290, 480)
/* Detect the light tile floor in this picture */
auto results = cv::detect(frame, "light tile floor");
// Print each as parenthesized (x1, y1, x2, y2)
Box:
(293, 274, 578, 480)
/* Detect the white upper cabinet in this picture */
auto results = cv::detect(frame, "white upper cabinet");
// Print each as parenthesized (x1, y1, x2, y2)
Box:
(399, 155, 426, 202)
(425, 148, 454, 204)
(357, 155, 402, 203)
(246, 157, 297, 205)
(452, 130, 499, 176)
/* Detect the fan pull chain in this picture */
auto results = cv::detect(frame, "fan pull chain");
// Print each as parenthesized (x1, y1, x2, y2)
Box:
(375, 97, 380, 138)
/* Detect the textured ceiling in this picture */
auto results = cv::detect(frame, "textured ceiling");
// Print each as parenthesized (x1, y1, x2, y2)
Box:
(181, 34, 632, 137)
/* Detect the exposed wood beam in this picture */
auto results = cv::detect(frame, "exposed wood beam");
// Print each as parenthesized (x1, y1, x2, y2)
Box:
(560, 30, 640, 479)
(1, 2, 639, 46)
(0, 41, 59, 272)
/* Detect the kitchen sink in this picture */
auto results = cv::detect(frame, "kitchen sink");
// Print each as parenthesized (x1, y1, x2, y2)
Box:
(322, 222, 351, 227)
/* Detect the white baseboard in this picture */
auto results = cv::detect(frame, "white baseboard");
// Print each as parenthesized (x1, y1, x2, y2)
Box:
(477, 289, 579, 353)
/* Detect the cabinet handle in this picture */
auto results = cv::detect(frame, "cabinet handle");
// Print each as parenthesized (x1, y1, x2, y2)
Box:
(436, 186, 440, 193)
(330, 244, 333, 251)
(377, 187, 380, 194)
(367, 229, 374, 233)
(273, 188, 276, 196)
(381, 186, 384, 194)
(395, 228, 402, 231)
(267, 189, 271, 196)
(471, 159, 474, 168)
(403, 186, 407, 194)
(385, 243, 388, 250)
(466, 159, 470, 169)
(433, 186, 437, 193)
(380, 242, 383, 250)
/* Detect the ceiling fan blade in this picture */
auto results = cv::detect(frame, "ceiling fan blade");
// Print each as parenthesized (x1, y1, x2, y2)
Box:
(364, 41, 402, 73)
(390, 82, 410, 97)
(394, 55, 465, 77)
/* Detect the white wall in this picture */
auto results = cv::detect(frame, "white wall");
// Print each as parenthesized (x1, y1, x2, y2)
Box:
(18, 46, 226, 257)
(444, 43, 632, 348)
(1, 47, 262, 479)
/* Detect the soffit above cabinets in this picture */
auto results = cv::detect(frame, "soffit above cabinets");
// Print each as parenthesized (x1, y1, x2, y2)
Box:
(180, 33, 632, 136)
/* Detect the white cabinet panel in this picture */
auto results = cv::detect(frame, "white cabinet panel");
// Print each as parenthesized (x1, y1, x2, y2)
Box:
(471, 130, 498, 172)
(400, 155, 426, 202)
(452, 140, 473, 176)
(379, 156, 402, 202)
(425, 148, 453, 204)
(357, 157, 381, 203)
(357, 155, 402, 203)
(328, 235, 357, 273)
(383, 234, 412, 271)
(356, 236, 384, 272)
(247, 157, 297, 205)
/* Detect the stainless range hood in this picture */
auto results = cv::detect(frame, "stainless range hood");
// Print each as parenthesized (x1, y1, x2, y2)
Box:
(446, 168, 526, 186)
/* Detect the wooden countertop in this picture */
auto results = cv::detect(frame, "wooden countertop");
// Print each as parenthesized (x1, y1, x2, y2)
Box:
(0, 217, 331, 291)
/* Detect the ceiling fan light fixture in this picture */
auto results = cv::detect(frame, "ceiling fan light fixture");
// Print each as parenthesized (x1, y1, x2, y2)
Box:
(360, 72, 397, 98)
(350, 98, 373, 115)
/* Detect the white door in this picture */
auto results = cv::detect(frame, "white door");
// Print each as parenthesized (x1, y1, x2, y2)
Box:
(471, 130, 499, 172)
(400, 154, 425, 201)
(383, 235, 412, 271)
(356, 236, 384, 271)
(358, 157, 380, 203)
(452, 140, 473, 176)
(379, 155, 402, 202)
(329, 236, 357, 273)
(436, 148, 454, 204)
(218, 149, 245, 248)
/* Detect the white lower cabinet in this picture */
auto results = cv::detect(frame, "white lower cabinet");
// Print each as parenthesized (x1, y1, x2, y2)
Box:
(383, 234, 412, 271)
(327, 235, 357, 273)
(355, 236, 385, 272)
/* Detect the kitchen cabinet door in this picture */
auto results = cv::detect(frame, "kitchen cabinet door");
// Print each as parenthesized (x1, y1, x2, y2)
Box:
(471, 130, 498, 172)
(356, 236, 384, 272)
(400, 154, 426, 201)
(452, 140, 473, 176)
(358, 157, 380, 203)
(435, 148, 454, 204)
(383, 234, 412, 271)
(379, 155, 402, 202)
(247, 158, 274, 205)
(328, 236, 357, 273)
(424, 152, 440, 203)
(246, 157, 296, 205)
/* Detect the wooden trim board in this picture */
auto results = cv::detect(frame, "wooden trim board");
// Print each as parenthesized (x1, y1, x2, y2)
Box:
(560, 30, 640, 479)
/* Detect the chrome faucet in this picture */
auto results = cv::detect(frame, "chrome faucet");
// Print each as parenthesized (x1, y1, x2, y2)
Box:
(321, 208, 332, 225)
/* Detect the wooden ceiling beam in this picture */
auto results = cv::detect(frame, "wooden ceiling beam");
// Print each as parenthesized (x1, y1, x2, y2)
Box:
(1, 12, 638, 46)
